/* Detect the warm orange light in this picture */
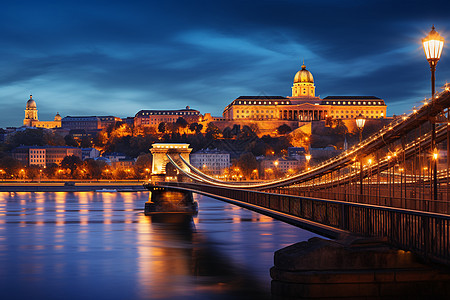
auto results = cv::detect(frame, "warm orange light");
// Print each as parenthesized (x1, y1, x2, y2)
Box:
(355, 114, 366, 130)
(305, 154, 311, 162)
(433, 151, 438, 160)
(422, 26, 444, 62)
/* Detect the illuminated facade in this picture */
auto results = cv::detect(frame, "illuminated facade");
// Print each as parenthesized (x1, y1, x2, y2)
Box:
(190, 149, 231, 175)
(12, 146, 81, 167)
(134, 107, 201, 128)
(23, 95, 62, 128)
(222, 64, 387, 121)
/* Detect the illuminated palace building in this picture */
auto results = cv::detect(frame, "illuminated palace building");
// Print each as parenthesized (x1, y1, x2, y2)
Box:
(222, 64, 387, 121)
(23, 95, 62, 128)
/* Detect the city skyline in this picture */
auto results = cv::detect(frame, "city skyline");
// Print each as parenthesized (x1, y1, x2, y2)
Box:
(0, 0, 450, 128)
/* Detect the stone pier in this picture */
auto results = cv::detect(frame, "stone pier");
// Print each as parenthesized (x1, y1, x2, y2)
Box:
(144, 186, 197, 215)
(271, 237, 450, 299)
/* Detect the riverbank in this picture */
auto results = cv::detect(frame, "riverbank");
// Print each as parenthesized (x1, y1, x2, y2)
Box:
(0, 181, 147, 192)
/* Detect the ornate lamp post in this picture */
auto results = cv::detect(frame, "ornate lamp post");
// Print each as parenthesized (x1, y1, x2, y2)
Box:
(423, 26, 444, 201)
(355, 114, 366, 143)
(355, 114, 366, 198)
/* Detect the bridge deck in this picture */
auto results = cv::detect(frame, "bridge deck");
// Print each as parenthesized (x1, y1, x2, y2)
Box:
(151, 181, 450, 266)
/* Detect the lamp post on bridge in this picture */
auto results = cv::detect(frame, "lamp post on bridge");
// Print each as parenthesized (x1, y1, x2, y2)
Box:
(422, 25, 445, 201)
(355, 114, 366, 198)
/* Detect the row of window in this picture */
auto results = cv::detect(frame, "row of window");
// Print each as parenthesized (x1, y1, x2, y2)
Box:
(325, 101, 383, 105)
(192, 158, 229, 162)
(236, 115, 275, 119)
(140, 111, 198, 116)
(236, 100, 290, 105)
(331, 110, 382, 115)
(236, 110, 274, 114)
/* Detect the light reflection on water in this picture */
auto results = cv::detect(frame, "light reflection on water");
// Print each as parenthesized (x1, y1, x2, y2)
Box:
(0, 191, 318, 300)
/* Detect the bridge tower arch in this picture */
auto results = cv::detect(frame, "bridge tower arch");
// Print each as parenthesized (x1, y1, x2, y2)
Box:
(150, 143, 192, 181)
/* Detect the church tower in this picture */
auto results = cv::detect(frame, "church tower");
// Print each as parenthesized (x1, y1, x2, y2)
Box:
(23, 95, 39, 126)
(291, 63, 315, 98)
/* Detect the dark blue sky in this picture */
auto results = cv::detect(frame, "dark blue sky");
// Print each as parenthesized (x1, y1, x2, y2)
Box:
(1, 0, 450, 127)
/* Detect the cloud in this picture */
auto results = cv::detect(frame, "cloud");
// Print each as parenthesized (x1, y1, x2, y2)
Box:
(1, 0, 450, 127)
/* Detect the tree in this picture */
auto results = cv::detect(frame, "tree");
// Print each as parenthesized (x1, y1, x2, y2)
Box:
(8, 128, 46, 147)
(206, 123, 222, 139)
(60, 155, 83, 177)
(189, 122, 203, 134)
(43, 163, 59, 179)
(84, 159, 107, 180)
(26, 165, 41, 180)
(64, 135, 79, 147)
(176, 117, 188, 133)
(0, 155, 23, 178)
(158, 122, 166, 134)
(277, 124, 292, 135)
(236, 152, 258, 179)
(134, 153, 152, 179)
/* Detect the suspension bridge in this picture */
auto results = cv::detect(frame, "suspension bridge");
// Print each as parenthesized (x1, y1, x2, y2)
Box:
(146, 86, 450, 267)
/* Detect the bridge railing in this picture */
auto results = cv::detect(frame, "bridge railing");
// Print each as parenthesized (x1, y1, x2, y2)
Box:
(157, 181, 450, 266)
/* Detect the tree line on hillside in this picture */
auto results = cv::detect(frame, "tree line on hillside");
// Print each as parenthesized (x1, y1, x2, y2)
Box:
(0, 115, 377, 180)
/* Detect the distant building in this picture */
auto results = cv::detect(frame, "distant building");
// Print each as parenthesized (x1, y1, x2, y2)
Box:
(61, 116, 101, 132)
(309, 146, 340, 160)
(102, 152, 127, 162)
(82, 148, 101, 160)
(46, 147, 82, 165)
(190, 148, 231, 175)
(111, 159, 135, 170)
(288, 147, 306, 158)
(61, 115, 121, 133)
(260, 156, 303, 174)
(134, 106, 201, 129)
(23, 95, 62, 128)
(98, 116, 122, 130)
(222, 64, 387, 121)
(12, 146, 81, 167)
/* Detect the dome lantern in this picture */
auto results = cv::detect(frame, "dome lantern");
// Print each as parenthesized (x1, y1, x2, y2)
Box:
(26, 95, 37, 109)
(294, 64, 314, 84)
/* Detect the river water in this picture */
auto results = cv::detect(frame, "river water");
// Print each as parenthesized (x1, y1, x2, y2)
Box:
(0, 191, 318, 299)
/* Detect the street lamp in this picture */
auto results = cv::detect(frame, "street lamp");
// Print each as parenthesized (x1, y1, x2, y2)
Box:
(355, 114, 366, 199)
(355, 114, 366, 143)
(423, 26, 444, 99)
(305, 154, 311, 169)
(423, 25, 445, 201)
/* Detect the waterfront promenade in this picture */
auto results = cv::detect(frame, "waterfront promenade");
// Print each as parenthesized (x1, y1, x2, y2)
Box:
(0, 180, 147, 192)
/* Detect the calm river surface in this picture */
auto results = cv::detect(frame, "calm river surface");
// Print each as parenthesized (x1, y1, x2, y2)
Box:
(0, 191, 318, 299)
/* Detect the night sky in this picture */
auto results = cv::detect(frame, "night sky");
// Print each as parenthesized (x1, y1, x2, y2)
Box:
(1, 0, 450, 128)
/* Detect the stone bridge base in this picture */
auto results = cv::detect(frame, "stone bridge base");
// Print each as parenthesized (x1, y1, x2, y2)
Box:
(271, 237, 450, 299)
